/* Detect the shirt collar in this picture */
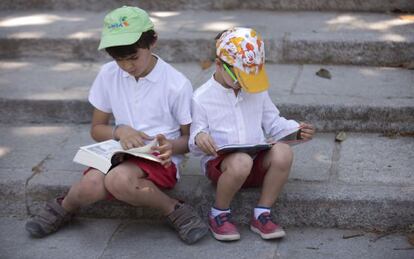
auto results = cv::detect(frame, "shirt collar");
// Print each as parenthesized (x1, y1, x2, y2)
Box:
(121, 54, 162, 83)
(211, 75, 245, 96)
(211, 75, 233, 93)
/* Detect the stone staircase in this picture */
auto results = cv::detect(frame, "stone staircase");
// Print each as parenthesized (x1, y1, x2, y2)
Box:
(0, 0, 413, 231)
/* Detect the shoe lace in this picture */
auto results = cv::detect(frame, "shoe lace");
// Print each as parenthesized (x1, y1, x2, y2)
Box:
(215, 213, 232, 226)
(258, 213, 272, 225)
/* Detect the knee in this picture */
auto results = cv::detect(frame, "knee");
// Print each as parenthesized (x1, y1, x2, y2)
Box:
(270, 143, 294, 171)
(104, 168, 133, 196)
(77, 173, 105, 199)
(224, 153, 253, 180)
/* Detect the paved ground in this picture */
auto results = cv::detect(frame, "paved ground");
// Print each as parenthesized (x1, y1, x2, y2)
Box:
(1, 216, 413, 259)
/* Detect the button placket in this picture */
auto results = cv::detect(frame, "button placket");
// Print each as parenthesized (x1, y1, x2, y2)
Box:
(234, 95, 246, 143)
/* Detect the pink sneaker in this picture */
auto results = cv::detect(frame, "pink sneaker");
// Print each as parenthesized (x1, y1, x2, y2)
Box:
(208, 212, 240, 241)
(250, 212, 286, 239)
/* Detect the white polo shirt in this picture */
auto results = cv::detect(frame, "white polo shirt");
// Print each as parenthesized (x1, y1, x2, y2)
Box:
(89, 56, 193, 177)
(189, 76, 299, 174)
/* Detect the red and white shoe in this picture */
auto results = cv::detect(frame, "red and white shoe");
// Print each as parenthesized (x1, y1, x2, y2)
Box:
(208, 212, 240, 241)
(250, 212, 286, 239)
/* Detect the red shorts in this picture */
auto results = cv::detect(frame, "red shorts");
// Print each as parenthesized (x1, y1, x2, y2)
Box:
(83, 157, 177, 200)
(206, 150, 267, 188)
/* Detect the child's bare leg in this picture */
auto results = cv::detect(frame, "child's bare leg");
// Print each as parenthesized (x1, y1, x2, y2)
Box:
(62, 169, 109, 212)
(215, 152, 253, 209)
(104, 162, 208, 244)
(104, 162, 177, 215)
(258, 143, 293, 207)
(25, 169, 108, 238)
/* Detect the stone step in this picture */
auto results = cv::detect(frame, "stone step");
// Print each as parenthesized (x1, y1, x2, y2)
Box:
(1, 124, 413, 230)
(2, 0, 414, 13)
(1, 58, 413, 132)
(1, 10, 413, 66)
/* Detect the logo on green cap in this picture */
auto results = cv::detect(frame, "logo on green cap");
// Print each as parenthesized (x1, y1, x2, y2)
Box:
(108, 16, 129, 29)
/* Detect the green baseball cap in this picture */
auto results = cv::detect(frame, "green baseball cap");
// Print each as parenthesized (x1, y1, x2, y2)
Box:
(98, 6, 154, 50)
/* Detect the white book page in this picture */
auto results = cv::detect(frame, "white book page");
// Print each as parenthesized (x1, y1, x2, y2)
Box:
(80, 140, 122, 160)
(126, 139, 158, 155)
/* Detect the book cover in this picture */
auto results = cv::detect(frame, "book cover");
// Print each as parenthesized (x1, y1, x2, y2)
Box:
(216, 143, 272, 155)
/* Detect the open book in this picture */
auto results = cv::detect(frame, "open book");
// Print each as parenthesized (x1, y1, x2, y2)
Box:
(216, 126, 309, 155)
(73, 139, 161, 174)
(216, 143, 272, 155)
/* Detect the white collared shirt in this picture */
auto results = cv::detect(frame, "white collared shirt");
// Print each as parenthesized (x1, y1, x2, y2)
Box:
(89, 56, 193, 177)
(189, 76, 299, 174)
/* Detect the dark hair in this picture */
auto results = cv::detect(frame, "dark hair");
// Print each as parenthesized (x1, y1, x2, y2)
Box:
(215, 29, 228, 41)
(105, 30, 157, 59)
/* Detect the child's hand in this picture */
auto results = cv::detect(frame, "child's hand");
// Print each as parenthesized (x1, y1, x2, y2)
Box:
(195, 132, 218, 156)
(299, 122, 315, 140)
(151, 134, 172, 168)
(118, 126, 153, 150)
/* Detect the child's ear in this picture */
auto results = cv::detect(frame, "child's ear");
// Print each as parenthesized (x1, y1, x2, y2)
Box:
(150, 33, 158, 48)
(214, 58, 222, 68)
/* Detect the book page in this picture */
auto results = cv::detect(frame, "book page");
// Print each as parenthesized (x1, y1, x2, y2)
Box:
(73, 149, 112, 174)
(77, 139, 162, 170)
(112, 138, 162, 164)
(80, 140, 122, 160)
(125, 138, 158, 155)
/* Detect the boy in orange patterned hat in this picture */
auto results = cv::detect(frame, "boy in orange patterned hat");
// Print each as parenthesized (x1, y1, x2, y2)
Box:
(189, 27, 315, 241)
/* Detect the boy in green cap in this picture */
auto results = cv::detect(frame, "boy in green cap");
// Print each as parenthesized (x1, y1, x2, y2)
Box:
(25, 6, 208, 245)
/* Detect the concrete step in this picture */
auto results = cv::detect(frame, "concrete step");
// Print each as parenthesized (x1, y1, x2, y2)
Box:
(1, 10, 413, 66)
(1, 124, 413, 230)
(1, 217, 413, 259)
(2, 0, 414, 13)
(1, 58, 413, 132)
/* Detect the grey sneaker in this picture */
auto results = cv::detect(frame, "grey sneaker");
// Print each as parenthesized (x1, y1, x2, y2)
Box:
(166, 202, 208, 244)
(25, 197, 73, 238)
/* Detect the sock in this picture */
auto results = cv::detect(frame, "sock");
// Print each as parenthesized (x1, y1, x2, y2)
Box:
(210, 206, 230, 218)
(254, 206, 271, 219)
(57, 196, 65, 205)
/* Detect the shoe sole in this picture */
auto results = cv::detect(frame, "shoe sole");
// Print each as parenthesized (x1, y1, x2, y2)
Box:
(184, 227, 209, 245)
(250, 225, 286, 239)
(209, 227, 241, 241)
(25, 222, 47, 238)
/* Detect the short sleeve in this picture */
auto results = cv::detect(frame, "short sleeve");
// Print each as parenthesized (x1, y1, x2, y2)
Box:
(88, 67, 112, 113)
